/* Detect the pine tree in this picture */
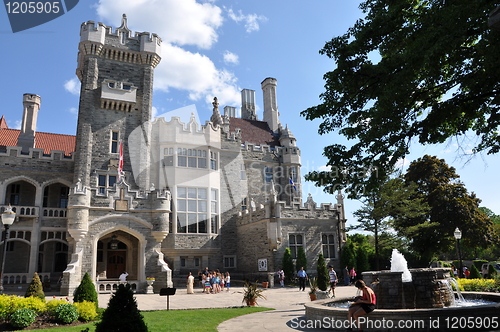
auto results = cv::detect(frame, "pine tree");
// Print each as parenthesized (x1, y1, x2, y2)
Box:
(24, 272, 45, 300)
(316, 253, 329, 291)
(95, 283, 148, 332)
(295, 247, 307, 273)
(73, 272, 98, 308)
(282, 248, 294, 284)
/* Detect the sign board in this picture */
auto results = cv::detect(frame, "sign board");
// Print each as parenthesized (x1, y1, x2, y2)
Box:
(159, 288, 176, 296)
(258, 258, 267, 272)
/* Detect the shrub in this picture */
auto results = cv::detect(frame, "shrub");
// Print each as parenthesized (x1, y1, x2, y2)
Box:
(469, 264, 482, 279)
(24, 272, 45, 300)
(73, 272, 98, 308)
(95, 283, 148, 332)
(295, 247, 307, 273)
(9, 308, 36, 329)
(0, 295, 17, 321)
(74, 301, 98, 322)
(316, 253, 329, 291)
(46, 298, 70, 315)
(54, 303, 79, 324)
(282, 248, 294, 284)
(13, 296, 46, 313)
(457, 278, 499, 292)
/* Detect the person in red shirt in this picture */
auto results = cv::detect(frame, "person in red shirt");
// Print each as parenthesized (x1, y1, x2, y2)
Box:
(347, 280, 376, 331)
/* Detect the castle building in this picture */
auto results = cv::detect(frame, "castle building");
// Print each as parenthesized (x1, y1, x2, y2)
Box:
(0, 16, 346, 295)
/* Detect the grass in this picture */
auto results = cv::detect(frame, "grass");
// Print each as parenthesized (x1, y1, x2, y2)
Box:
(27, 307, 272, 332)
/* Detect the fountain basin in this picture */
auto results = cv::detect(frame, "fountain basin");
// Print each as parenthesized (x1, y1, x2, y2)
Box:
(304, 292, 500, 331)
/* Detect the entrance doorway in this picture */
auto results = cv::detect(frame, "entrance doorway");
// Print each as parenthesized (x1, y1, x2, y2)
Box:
(107, 251, 126, 278)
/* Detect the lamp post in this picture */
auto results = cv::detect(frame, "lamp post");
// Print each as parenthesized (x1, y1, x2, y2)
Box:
(454, 227, 463, 278)
(0, 206, 16, 294)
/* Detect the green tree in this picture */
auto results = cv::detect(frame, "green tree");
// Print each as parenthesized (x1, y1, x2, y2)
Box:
(95, 283, 148, 332)
(316, 253, 329, 291)
(24, 272, 45, 300)
(340, 237, 356, 271)
(295, 247, 307, 273)
(395, 155, 496, 265)
(73, 272, 98, 308)
(301, 0, 500, 197)
(281, 248, 295, 283)
(353, 176, 429, 269)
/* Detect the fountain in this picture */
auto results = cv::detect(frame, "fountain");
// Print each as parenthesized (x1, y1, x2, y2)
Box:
(304, 250, 500, 331)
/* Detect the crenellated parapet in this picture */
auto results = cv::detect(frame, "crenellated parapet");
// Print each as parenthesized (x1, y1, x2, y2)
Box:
(0, 146, 73, 161)
(77, 15, 162, 80)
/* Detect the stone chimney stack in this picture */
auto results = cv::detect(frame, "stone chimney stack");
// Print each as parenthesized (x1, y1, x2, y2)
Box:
(18, 93, 41, 154)
(241, 89, 257, 120)
(261, 77, 280, 133)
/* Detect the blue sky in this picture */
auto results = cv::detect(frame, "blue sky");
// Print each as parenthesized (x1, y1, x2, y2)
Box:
(1, 0, 499, 230)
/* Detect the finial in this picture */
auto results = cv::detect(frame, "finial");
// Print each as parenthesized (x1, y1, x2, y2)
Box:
(118, 13, 130, 31)
(212, 97, 219, 110)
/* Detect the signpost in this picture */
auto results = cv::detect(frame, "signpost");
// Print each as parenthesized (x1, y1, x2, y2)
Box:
(159, 287, 176, 311)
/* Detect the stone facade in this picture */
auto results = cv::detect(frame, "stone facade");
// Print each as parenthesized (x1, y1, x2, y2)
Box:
(0, 15, 346, 295)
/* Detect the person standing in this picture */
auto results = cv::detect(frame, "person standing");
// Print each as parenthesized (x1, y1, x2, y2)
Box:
(278, 269, 285, 287)
(349, 267, 357, 285)
(328, 266, 338, 297)
(186, 272, 194, 294)
(297, 267, 307, 291)
(344, 266, 350, 286)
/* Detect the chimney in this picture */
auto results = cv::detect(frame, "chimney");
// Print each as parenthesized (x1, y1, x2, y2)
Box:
(18, 93, 41, 154)
(261, 77, 280, 133)
(241, 89, 257, 120)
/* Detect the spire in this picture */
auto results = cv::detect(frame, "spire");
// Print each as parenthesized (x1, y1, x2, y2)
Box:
(0, 115, 8, 129)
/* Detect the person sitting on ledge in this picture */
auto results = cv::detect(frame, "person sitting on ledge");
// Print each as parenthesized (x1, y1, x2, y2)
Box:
(346, 280, 376, 331)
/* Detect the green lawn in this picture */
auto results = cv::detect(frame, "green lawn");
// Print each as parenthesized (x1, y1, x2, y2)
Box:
(28, 307, 272, 332)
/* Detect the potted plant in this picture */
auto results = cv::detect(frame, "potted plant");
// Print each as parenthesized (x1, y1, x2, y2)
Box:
(308, 277, 318, 301)
(242, 281, 267, 306)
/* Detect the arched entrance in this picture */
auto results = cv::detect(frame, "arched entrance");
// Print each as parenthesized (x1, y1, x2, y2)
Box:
(97, 231, 138, 280)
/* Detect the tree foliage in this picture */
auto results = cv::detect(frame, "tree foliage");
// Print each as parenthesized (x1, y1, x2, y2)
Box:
(295, 247, 308, 273)
(95, 283, 148, 332)
(352, 176, 429, 269)
(302, 0, 500, 197)
(24, 272, 45, 300)
(73, 272, 98, 308)
(316, 253, 329, 291)
(281, 248, 295, 283)
(394, 155, 496, 265)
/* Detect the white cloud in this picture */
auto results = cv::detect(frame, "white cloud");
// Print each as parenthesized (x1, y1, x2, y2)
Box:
(64, 77, 80, 95)
(95, 0, 241, 109)
(68, 107, 78, 115)
(394, 158, 410, 169)
(318, 165, 332, 172)
(96, 0, 223, 49)
(223, 51, 239, 65)
(12, 120, 21, 130)
(226, 8, 267, 33)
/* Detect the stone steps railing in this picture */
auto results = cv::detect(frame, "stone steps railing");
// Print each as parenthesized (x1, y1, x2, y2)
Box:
(97, 280, 139, 293)
(3, 273, 51, 284)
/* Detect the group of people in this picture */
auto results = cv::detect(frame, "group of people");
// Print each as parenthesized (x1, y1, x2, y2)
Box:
(186, 268, 230, 294)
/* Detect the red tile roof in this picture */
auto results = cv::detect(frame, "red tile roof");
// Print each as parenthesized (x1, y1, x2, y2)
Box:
(229, 118, 280, 147)
(0, 128, 76, 156)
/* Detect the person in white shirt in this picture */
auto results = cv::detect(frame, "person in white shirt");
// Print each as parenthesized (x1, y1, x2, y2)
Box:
(119, 271, 128, 282)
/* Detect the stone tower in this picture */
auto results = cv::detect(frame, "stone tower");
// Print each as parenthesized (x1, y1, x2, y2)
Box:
(17, 93, 41, 154)
(73, 14, 161, 190)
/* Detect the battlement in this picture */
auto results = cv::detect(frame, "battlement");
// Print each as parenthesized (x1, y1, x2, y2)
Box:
(0, 146, 73, 161)
(79, 15, 161, 56)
